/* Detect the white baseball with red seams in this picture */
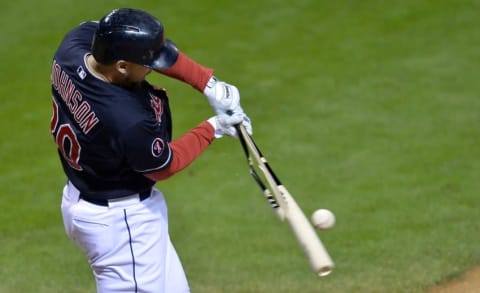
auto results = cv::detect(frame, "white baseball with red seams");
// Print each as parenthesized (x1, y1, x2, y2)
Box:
(311, 209, 335, 230)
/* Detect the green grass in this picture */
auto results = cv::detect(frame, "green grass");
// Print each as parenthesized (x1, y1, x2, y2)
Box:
(1, 0, 480, 292)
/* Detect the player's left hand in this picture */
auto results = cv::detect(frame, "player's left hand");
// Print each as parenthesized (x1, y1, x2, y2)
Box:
(207, 112, 252, 138)
(228, 106, 253, 136)
(203, 76, 242, 115)
(238, 111, 252, 136)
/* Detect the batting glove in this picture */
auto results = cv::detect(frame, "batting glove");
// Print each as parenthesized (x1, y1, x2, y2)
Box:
(239, 112, 253, 136)
(208, 112, 252, 138)
(203, 76, 242, 115)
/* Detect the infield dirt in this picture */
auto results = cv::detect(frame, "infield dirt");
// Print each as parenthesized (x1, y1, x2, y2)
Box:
(428, 267, 480, 293)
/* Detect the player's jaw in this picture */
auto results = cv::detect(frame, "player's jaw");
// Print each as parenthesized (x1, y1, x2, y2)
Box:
(115, 61, 152, 87)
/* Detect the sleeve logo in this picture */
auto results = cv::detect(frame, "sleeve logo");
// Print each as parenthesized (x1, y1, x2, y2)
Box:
(151, 138, 165, 157)
(149, 93, 163, 123)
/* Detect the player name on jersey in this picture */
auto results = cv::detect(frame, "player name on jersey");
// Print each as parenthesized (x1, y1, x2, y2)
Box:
(51, 59, 99, 134)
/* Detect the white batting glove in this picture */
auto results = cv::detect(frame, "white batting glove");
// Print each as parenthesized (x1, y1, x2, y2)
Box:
(208, 112, 252, 138)
(203, 76, 242, 115)
(238, 111, 253, 136)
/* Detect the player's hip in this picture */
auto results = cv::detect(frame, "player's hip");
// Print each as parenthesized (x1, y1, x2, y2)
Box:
(61, 181, 168, 240)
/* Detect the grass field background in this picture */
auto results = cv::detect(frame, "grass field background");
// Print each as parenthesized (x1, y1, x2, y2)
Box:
(1, 0, 479, 292)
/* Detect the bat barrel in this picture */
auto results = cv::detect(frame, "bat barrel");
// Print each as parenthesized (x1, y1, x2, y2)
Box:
(279, 186, 335, 277)
(317, 265, 333, 277)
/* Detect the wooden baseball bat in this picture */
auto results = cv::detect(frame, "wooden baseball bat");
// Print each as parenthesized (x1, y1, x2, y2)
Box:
(237, 124, 334, 276)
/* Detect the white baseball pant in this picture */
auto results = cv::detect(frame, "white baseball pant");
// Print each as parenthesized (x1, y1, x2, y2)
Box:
(61, 181, 190, 293)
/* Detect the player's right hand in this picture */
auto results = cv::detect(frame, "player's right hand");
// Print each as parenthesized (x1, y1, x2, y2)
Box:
(203, 76, 241, 115)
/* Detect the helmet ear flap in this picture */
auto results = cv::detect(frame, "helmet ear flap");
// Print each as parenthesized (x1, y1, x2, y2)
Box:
(150, 39, 179, 70)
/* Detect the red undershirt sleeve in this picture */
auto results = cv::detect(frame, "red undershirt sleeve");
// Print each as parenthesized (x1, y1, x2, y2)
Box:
(155, 51, 215, 93)
(144, 121, 215, 181)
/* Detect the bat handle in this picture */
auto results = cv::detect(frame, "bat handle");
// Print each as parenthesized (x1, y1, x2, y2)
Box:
(225, 109, 248, 136)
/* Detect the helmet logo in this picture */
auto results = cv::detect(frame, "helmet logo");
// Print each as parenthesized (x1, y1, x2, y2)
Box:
(147, 49, 155, 60)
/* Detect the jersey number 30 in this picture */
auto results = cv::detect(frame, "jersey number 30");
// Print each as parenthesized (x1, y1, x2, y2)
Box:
(50, 100, 83, 171)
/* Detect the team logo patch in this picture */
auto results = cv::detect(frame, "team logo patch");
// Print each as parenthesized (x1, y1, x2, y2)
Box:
(149, 93, 163, 123)
(151, 138, 165, 157)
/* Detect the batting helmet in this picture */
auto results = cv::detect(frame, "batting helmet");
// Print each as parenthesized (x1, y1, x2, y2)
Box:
(91, 8, 179, 70)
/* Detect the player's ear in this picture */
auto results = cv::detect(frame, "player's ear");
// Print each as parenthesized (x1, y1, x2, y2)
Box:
(116, 60, 129, 75)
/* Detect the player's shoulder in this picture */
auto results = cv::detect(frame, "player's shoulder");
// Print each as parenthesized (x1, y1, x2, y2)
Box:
(55, 21, 97, 66)
(143, 82, 168, 96)
(75, 21, 98, 36)
(95, 86, 155, 128)
(61, 21, 97, 43)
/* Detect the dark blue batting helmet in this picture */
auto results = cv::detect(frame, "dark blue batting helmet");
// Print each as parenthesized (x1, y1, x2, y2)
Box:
(91, 8, 179, 69)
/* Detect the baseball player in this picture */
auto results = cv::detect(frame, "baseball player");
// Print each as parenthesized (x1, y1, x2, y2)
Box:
(50, 8, 251, 292)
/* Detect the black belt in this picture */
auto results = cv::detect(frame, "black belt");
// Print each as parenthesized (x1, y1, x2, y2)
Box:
(79, 188, 152, 206)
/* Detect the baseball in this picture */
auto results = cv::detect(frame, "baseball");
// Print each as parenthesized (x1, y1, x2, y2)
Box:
(311, 209, 335, 230)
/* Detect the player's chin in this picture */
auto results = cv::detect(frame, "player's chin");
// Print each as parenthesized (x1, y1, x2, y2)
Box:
(137, 70, 152, 83)
(120, 79, 145, 90)
(129, 74, 150, 86)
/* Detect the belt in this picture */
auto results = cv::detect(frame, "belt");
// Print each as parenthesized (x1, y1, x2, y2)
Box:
(79, 188, 152, 206)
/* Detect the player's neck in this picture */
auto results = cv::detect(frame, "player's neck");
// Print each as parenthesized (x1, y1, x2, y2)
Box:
(86, 54, 114, 83)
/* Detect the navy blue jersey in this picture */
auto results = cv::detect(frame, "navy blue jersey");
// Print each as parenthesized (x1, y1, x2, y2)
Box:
(50, 21, 173, 199)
